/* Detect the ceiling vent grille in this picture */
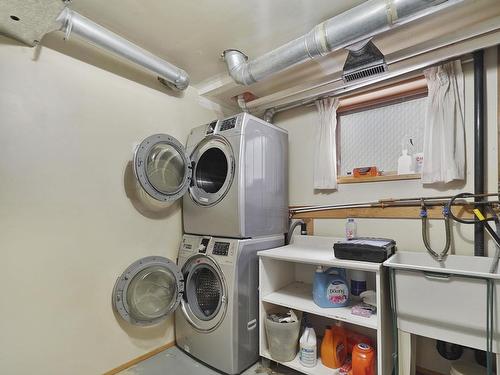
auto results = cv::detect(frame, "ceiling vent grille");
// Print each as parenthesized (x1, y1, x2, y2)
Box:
(342, 40, 388, 83)
(343, 64, 388, 82)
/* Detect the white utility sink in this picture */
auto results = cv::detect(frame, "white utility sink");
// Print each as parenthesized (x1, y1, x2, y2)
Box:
(385, 251, 500, 279)
(384, 251, 499, 352)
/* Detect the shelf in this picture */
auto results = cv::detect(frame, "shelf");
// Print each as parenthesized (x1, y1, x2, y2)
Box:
(262, 282, 378, 330)
(261, 349, 341, 375)
(258, 235, 382, 272)
(337, 173, 420, 184)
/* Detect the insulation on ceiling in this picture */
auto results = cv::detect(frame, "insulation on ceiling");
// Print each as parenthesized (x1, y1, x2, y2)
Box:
(0, 0, 66, 46)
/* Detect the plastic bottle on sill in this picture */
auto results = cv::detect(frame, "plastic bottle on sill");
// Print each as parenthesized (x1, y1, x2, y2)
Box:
(397, 137, 414, 175)
(299, 324, 317, 367)
(345, 218, 357, 240)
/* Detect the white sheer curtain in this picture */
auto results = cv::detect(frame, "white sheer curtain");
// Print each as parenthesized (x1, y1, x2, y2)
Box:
(314, 97, 340, 190)
(422, 60, 465, 184)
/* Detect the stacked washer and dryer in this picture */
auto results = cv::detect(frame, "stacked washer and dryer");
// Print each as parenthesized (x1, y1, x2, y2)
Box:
(112, 113, 288, 374)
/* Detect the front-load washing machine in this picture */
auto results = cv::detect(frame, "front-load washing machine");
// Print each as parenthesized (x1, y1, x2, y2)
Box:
(133, 112, 288, 238)
(112, 234, 284, 374)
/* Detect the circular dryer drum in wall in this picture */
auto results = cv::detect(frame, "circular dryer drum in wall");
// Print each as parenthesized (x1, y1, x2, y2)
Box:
(113, 256, 184, 326)
(180, 254, 228, 332)
(189, 135, 234, 206)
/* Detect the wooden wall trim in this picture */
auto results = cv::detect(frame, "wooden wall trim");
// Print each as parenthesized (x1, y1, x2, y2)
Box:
(103, 341, 175, 375)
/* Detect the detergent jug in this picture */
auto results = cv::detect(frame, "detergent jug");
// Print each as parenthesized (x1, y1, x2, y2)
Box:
(313, 266, 349, 308)
(352, 343, 375, 375)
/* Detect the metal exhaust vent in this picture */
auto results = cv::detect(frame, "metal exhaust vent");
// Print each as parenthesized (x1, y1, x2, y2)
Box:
(342, 40, 388, 83)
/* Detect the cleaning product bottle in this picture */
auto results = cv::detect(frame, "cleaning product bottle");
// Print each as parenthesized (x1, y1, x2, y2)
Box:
(331, 321, 347, 369)
(313, 267, 349, 308)
(299, 324, 317, 367)
(352, 343, 375, 375)
(350, 270, 367, 299)
(397, 136, 414, 175)
(345, 218, 357, 239)
(320, 326, 335, 368)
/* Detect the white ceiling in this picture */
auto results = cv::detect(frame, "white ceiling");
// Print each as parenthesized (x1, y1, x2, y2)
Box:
(66, 0, 366, 85)
(5, 0, 494, 111)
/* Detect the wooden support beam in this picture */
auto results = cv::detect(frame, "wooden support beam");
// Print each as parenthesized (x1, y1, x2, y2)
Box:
(290, 205, 476, 220)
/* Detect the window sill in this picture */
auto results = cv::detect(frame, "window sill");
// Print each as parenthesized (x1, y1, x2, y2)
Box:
(337, 173, 421, 184)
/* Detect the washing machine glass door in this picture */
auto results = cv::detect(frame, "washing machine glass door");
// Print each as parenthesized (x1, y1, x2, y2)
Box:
(180, 254, 228, 332)
(134, 134, 192, 202)
(189, 135, 234, 206)
(113, 256, 184, 326)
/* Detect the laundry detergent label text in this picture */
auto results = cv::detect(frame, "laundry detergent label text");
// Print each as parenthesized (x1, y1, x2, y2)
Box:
(326, 281, 348, 305)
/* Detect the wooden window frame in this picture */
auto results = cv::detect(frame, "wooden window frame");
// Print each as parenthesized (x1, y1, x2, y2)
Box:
(336, 76, 428, 184)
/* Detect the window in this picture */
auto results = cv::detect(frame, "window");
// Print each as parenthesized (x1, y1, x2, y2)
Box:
(336, 77, 427, 183)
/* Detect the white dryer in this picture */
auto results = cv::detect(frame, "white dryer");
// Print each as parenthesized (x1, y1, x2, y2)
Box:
(112, 234, 284, 374)
(133, 113, 288, 238)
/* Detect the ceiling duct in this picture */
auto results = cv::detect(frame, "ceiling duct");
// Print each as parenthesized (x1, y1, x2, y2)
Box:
(342, 39, 388, 83)
(222, 0, 462, 86)
(56, 8, 189, 90)
(0, 2, 190, 91)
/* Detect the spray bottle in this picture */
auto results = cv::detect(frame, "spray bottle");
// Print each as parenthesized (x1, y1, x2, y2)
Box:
(397, 136, 414, 175)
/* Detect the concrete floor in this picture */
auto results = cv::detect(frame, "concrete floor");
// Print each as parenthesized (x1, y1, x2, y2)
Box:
(119, 346, 301, 375)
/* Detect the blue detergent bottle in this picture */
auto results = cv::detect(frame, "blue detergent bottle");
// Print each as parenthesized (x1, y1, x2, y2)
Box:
(312, 266, 349, 308)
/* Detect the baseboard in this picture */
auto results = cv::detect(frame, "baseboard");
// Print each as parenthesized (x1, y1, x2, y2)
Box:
(416, 365, 447, 375)
(103, 341, 176, 375)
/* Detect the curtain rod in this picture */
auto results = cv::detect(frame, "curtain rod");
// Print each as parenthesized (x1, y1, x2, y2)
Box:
(265, 56, 473, 118)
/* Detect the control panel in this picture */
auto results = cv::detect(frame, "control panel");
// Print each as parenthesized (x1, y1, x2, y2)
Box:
(212, 241, 230, 256)
(219, 117, 237, 131)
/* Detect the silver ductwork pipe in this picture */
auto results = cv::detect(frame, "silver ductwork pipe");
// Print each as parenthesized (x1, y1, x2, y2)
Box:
(56, 8, 190, 90)
(222, 0, 460, 85)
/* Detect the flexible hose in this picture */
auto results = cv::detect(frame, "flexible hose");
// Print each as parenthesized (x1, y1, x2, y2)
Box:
(421, 205, 452, 261)
(449, 192, 498, 224)
(447, 192, 500, 273)
(486, 205, 500, 273)
(286, 219, 305, 244)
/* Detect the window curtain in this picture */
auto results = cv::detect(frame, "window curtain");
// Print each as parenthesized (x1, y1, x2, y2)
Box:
(314, 97, 340, 189)
(422, 60, 465, 184)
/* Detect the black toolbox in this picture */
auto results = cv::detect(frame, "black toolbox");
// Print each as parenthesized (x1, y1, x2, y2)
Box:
(333, 237, 396, 263)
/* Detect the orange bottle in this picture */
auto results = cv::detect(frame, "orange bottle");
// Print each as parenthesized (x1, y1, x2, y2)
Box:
(331, 321, 347, 368)
(352, 343, 375, 375)
(320, 326, 335, 368)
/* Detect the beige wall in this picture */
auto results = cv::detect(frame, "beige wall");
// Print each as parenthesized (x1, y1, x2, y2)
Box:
(0, 36, 216, 374)
(276, 50, 498, 254)
(275, 47, 498, 373)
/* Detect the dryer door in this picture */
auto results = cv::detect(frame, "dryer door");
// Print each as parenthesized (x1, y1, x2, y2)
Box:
(180, 254, 228, 332)
(189, 135, 235, 206)
(134, 134, 192, 202)
(113, 256, 184, 326)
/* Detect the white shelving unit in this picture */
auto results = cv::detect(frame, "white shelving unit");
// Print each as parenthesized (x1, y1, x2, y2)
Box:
(258, 235, 392, 375)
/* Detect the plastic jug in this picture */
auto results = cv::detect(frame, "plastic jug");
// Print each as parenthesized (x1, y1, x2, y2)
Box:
(299, 324, 317, 367)
(320, 326, 335, 368)
(352, 343, 375, 375)
(313, 266, 349, 308)
(331, 321, 347, 369)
